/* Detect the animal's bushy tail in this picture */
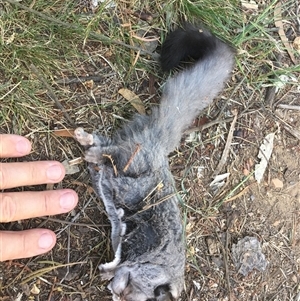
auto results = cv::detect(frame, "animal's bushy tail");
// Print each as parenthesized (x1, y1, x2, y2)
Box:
(153, 24, 235, 154)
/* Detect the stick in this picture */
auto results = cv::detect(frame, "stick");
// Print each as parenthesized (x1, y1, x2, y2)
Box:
(55, 75, 104, 85)
(29, 64, 76, 126)
(283, 125, 300, 140)
(40, 216, 109, 227)
(123, 144, 141, 172)
(277, 104, 300, 111)
(224, 183, 256, 203)
(213, 110, 238, 177)
(215, 229, 232, 301)
(56, 196, 94, 236)
(47, 277, 57, 301)
(103, 154, 118, 176)
(184, 117, 234, 135)
(273, 111, 300, 140)
(274, 2, 297, 65)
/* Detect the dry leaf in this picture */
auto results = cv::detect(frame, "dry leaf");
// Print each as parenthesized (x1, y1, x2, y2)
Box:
(292, 275, 298, 283)
(69, 157, 83, 165)
(293, 36, 300, 53)
(273, 220, 281, 227)
(274, 2, 297, 64)
(243, 168, 250, 176)
(272, 178, 283, 188)
(185, 222, 194, 235)
(119, 88, 145, 114)
(83, 80, 94, 89)
(30, 284, 40, 295)
(206, 237, 219, 255)
(6, 33, 15, 45)
(53, 129, 75, 137)
(193, 280, 201, 290)
(241, 0, 258, 10)
(243, 158, 254, 176)
(189, 246, 195, 256)
(62, 160, 80, 175)
(255, 133, 275, 184)
(273, 74, 298, 93)
(210, 173, 230, 188)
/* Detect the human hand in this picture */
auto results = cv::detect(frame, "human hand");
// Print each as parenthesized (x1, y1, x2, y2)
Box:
(0, 134, 78, 261)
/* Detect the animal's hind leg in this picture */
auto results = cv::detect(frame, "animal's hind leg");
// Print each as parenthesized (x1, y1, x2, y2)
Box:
(74, 127, 94, 146)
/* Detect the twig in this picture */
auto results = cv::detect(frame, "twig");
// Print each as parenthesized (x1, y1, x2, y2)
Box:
(274, 2, 297, 64)
(277, 104, 300, 111)
(272, 111, 300, 140)
(297, 2, 300, 31)
(29, 64, 75, 126)
(291, 213, 296, 247)
(224, 231, 232, 301)
(216, 77, 246, 119)
(123, 144, 141, 172)
(213, 110, 238, 177)
(56, 196, 94, 236)
(264, 85, 276, 107)
(185, 117, 234, 135)
(21, 262, 86, 284)
(47, 277, 56, 301)
(103, 154, 118, 176)
(264, 53, 283, 108)
(128, 181, 171, 216)
(40, 216, 109, 227)
(283, 125, 300, 140)
(0, 81, 21, 100)
(128, 192, 176, 219)
(59, 228, 71, 284)
(224, 182, 256, 203)
(295, 291, 300, 301)
(261, 100, 300, 141)
(55, 75, 106, 85)
(131, 34, 159, 42)
(215, 229, 232, 301)
(141, 193, 177, 211)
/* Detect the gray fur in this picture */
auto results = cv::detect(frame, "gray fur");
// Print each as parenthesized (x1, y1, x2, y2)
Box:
(75, 27, 235, 301)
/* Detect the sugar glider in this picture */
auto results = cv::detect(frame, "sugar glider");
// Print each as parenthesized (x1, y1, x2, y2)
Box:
(75, 24, 235, 301)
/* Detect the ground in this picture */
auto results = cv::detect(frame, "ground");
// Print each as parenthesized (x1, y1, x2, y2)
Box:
(0, 0, 300, 300)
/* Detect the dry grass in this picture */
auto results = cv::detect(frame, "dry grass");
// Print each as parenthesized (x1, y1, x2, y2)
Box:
(1, 0, 300, 300)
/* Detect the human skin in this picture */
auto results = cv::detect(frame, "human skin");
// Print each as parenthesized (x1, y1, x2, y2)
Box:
(0, 134, 78, 261)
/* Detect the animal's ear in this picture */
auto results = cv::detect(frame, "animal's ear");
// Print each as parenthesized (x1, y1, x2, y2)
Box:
(154, 284, 174, 301)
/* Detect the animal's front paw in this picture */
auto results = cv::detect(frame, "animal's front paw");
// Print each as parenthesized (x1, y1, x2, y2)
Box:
(74, 127, 94, 146)
(99, 258, 120, 280)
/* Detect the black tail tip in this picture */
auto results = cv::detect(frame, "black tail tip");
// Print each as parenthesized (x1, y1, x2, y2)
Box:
(160, 23, 220, 72)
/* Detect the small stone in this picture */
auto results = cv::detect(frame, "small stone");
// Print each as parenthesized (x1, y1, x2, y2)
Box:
(232, 236, 268, 276)
(271, 178, 283, 188)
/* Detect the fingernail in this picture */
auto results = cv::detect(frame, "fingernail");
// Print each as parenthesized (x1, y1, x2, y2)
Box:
(38, 233, 54, 249)
(46, 164, 63, 181)
(60, 192, 76, 210)
(15, 139, 31, 155)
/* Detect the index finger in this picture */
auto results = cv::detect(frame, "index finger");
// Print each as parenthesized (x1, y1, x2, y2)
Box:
(0, 134, 31, 158)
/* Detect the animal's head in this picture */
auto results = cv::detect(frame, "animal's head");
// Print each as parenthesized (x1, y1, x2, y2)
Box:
(103, 263, 183, 301)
